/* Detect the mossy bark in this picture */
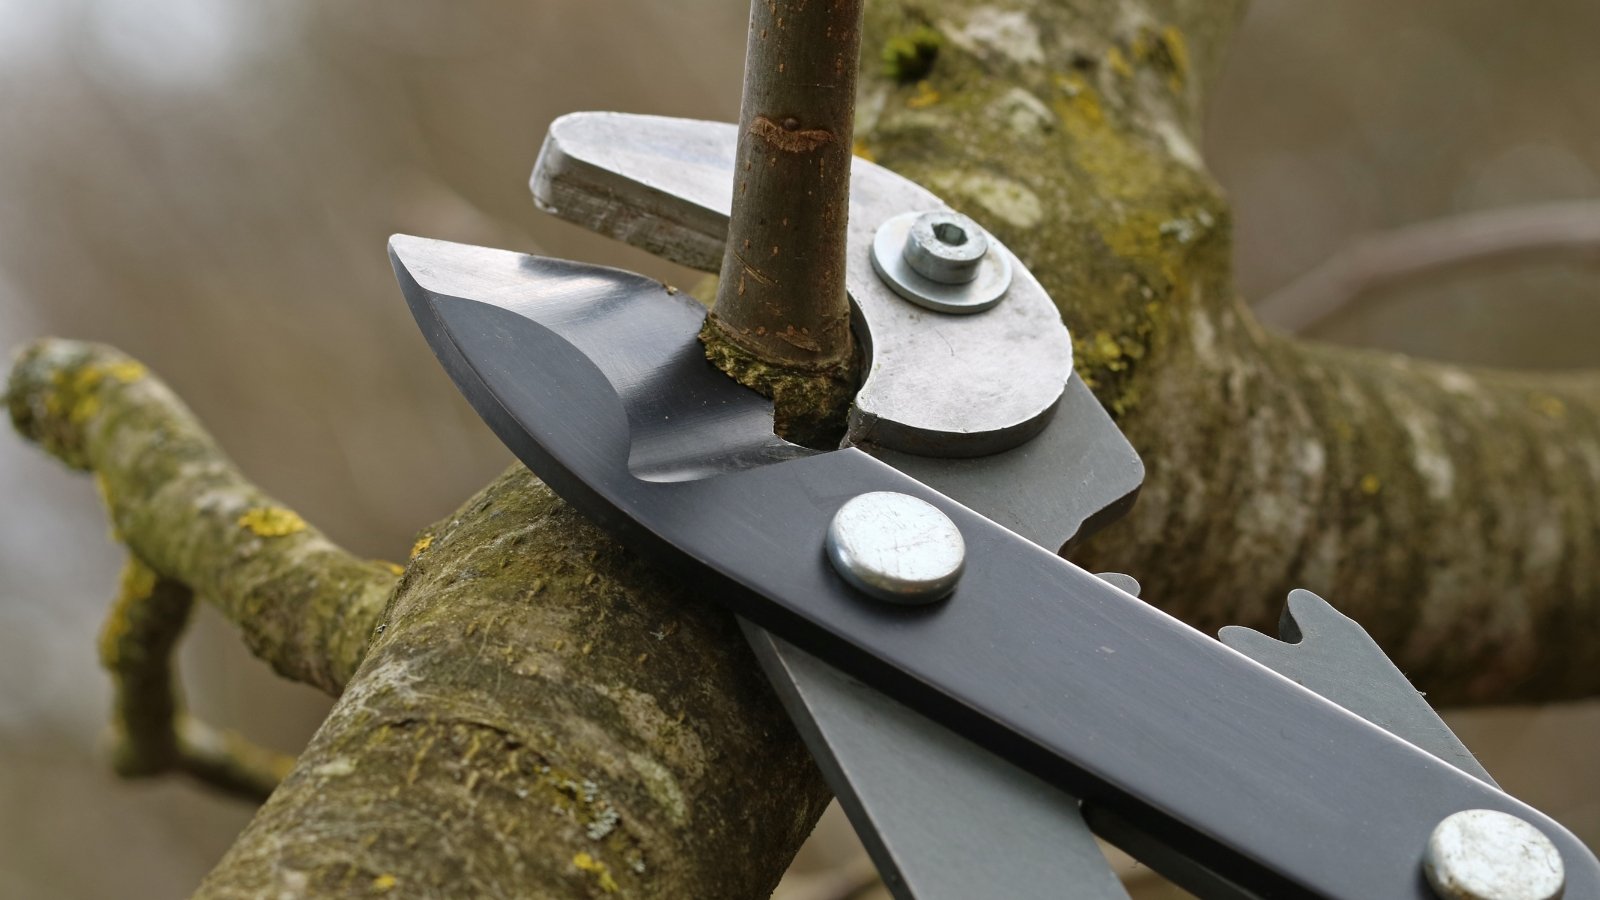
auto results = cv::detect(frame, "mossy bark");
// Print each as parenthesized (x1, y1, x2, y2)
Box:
(8, 340, 831, 897)
(856, 0, 1600, 703)
(196, 468, 829, 899)
(7, 339, 395, 694)
(7, 0, 1600, 897)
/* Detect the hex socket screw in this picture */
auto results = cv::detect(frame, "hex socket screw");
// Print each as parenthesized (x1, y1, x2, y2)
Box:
(903, 211, 988, 284)
(1423, 809, 1565, 900)
(871, 210, 1013, 314)
(825, 491, 965, 605)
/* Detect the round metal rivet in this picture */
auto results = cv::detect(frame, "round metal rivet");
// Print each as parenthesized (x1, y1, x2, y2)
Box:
(1423, 809, 1565, 900)
(826, 491, 965, 605)
(871, 210, 1013, 314)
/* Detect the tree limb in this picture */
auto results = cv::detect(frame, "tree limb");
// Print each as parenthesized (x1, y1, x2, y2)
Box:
(8, 338, 830, 897)
(704, 0, 866, 445)
(856, 0, 1600, 702)
(196, 466, 829, 898)
(9, 0, 1600, 896)
(7, 339, 396, 694)
(100, 555, 294, 802)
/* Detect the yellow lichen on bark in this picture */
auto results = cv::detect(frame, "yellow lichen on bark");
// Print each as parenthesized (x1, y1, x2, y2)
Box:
(238, 507, 308, 538)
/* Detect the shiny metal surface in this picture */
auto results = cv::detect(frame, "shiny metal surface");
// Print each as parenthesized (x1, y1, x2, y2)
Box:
(390, 238, 1600, 899)
(826, 492, 965, 605)
(903, 211, 988, 284)
(871, 210, 1012, 313)
(533, 111, 1142, 900)
(518, 111, 1580, 900)
(531, 111, 1072, 458)
(744, 623, 1131, 900)
(1424, 810, 1565, 900)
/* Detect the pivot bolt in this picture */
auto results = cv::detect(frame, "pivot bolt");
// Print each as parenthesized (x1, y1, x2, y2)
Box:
(826, 492, 965, 605)
(1423, 809, 1564, 900)
(903, 211, 989, 284)
(871, 210, 1013, 314)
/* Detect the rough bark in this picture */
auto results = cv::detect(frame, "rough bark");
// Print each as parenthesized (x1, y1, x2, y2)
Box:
(854, 0, 1600, 702)
(704, 0, 865, 445)
(196, 467, 829, 899)
(8, 340, 831, 898)
(100, 556, 294, 801)
(7, 0, 1600, 897)
(7, 339, 395, 694)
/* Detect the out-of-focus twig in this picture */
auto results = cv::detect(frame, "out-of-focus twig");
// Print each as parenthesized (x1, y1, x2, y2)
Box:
(100, 556, 295, 802)
(1256, 201, 1600, 333)
(7, 339, 397, 695)
(7, 339, 395, 800)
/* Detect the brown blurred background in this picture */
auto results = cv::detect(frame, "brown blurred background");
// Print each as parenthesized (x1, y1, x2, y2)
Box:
(0, 1, 1595, 897)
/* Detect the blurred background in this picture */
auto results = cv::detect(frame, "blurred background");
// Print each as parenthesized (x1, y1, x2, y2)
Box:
(0, 0, 1596, 896)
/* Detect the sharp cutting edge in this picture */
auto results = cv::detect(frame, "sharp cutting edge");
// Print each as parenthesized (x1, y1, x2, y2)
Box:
(384, 111, 1599, 898)
(529, 113, 1513, 895)
(390, 234, 1597, 899)
(534, 111, 1139, 899)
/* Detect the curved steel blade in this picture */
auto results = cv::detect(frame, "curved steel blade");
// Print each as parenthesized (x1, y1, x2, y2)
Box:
(390, 236, 1600, 900)
(532, 110, 1142, 553)
(534, 113, 1141, 897)
(393, 232, 1128, 898)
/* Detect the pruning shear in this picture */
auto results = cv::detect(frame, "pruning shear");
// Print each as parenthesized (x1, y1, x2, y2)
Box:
(389, 112, 1595, 899)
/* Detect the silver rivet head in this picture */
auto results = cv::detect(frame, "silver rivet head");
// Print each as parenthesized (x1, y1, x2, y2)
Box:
(826, 491, 964, 605)
(1424, 810, 1565, 900)
(871, 209, 1013, 314)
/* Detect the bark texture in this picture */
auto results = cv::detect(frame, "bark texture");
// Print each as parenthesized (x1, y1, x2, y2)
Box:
(100, 556, 294, 801)
(9, 340, 830, 898)
(197, 468, 829, 899)
(7, 0, 1600, 897)
(7, 339, 395, 694)
(853, 0, 1600, 702)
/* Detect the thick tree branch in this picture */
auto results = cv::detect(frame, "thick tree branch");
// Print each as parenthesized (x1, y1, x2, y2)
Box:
(196, 467, 829, 898)
(8, 338, 829, 896)
(857, 0, 1599, 701)
(1097, 324, 1600, 703)
(9, 0, 1600, 896)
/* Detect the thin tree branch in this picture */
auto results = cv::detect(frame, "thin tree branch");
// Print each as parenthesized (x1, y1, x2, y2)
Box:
(8, 339, 398, 695)
(1255, 201, 1600, 333)
(100, 556, 293, 801)
(703, 0, 865, 445)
